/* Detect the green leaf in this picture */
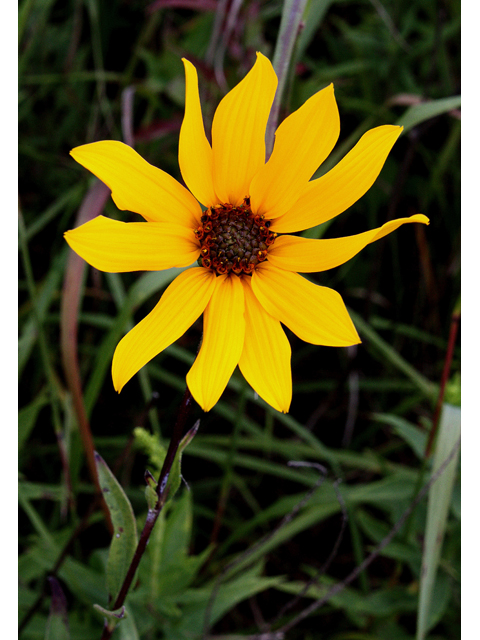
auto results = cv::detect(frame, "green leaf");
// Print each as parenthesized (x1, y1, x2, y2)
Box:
(93, 604, 127, 633)
(94, 452, 138, 603)
(348, 310, 437, 399)
(134, 427, 167, 476)
(172, 563, 284, 636)
(396, 95, 461, 132)
(167, 420, 200, 501)
(18, 392, 48, 450)
(134, 420, 199, 507)
(416, 403, 460, 639)
(357, 586, 417, 616)
(60, 556, 108, 606)
(278, 579, 417, 618)
(18, 481, 64, 501)
(118, 606, 140, 640)
(295, 0, 335, 63)
(161, 489, 192, 568)
(372, 413, 428, 460)
(277, 578, 366, 627)
(18, 249, 67, 378)
(144, 470, 158, 511)
(444, 371, 461, 407)
(137, 490, 212, 605)
(45, 577, 70, 640)
(348, 473, 417, 504)
(83, 268, 187, 415)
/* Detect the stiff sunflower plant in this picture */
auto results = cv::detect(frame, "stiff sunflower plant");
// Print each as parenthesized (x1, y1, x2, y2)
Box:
(65, 53, 428, 413)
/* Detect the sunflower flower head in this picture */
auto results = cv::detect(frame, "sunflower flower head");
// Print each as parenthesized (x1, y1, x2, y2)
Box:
(65, 53, 429, 413)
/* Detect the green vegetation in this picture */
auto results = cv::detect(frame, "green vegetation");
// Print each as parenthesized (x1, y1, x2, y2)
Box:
(19, 1, 460, 638)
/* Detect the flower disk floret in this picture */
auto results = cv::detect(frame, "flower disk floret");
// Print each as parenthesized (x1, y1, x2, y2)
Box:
(195, 198, 276, 275)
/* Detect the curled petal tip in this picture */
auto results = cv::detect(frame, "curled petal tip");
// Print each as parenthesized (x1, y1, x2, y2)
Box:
(412, 213, 430, 225)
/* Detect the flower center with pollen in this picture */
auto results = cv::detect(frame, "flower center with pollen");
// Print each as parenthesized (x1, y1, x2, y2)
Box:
(194, 197, 277, 275)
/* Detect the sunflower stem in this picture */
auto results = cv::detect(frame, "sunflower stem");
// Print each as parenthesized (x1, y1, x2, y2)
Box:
(265, 0, 309, 158)
(99, 387, 195, 640)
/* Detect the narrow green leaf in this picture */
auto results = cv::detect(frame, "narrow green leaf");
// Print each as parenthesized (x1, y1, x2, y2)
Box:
(347, 474, 418, 504)
(45, 577, 70, 640)
(60, 556, 107, 606)
(25, 183, 83, 242)
(416, 403, 460, 639)
(167, 420, 200, 501)
(161, 490, 192, 567)
(18, 392, 48, 450)
(372, 413, 428, 460)
(445, 371, 461, 407)
(396, 95, 461, 132)
(83, 267, 186, 416)
(295, 0, 335, 62)
(144, 470, 158, 511)
(93, 604, 127, 633)
(176, 563, 284, 634)
(18, 249, 67, 378)
(118, 606, 140, 640)
(134, 427, 167, 475)
(94, 452, 138, 603)
(134, 420, 199, 507)
(18, 481, 64, 501)
(348, 310, 437, 399)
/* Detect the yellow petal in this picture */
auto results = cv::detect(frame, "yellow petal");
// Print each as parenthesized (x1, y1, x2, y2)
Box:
(64, 216, 201, 272)
(179, 59, 218, 207)
(70, 140, 202, 227)
(239, 277, 292, 413)
(112, 267, 216, 392)
(251, 263, 360, 346)
(187, 274, 245, 411)
(271, 125, 403, 233)
(268, 214, 430, 272)
(250, 83, 339, 219)
(211, 52, 277, 206)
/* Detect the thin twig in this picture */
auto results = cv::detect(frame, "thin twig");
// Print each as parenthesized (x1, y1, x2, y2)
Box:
(275, 436, 461, 635)
(202, 460, 328, 638)
(342, 345, 360, 447)
(265, 0, 308, 157)
(368, 0, 410, 51)
(271, 476, 348, 624)
(213, 0, 244, 91)
(204, 444, 451, 640)
(205, 0, 229, 67)
(121, 85, 136, 148)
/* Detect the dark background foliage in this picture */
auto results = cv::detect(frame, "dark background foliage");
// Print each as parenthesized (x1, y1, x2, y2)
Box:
(19, 1, 460, 638)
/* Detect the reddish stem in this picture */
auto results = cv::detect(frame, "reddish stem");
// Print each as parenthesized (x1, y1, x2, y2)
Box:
(425, 311, 460, 458)
(100, 387, 194, 640)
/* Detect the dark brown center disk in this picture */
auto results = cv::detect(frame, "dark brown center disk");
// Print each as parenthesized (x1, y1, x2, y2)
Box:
(195, 198, 276, 275)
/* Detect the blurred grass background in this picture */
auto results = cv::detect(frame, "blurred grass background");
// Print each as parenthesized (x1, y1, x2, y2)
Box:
(18, 1, 460, 638)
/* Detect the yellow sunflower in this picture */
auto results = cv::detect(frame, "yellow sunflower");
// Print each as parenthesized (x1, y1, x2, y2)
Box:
(65, 52, 428, 413)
